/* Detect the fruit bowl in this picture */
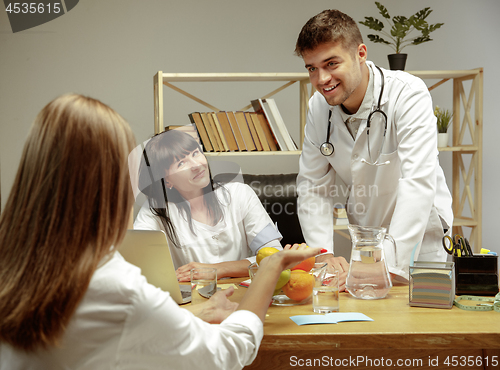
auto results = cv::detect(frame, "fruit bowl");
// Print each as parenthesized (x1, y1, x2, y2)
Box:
(248, 261, 327, 306)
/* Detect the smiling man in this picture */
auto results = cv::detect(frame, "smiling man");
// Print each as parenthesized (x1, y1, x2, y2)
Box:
(294, 10, 453, 284)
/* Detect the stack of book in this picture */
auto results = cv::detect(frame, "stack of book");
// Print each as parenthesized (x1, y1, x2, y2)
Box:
(183, 99, 297, 153)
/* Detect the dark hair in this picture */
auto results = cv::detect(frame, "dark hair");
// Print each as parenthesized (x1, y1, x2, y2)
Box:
(295, 9, 363, 57)
(0, 94, 135, 351)
(138, 130, 226, 248)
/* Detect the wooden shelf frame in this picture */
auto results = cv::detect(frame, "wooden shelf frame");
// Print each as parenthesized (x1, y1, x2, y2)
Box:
(153, 68, 483, 249)
(153, 72, 312, 141)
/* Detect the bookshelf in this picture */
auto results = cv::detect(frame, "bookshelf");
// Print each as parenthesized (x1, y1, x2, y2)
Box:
(153, 68, 483, 250)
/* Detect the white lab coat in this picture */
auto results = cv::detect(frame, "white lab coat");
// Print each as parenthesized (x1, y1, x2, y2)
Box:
(0, 252, 262, 370)
(134, 182, 282, 269)
(297, 61, 453, 279)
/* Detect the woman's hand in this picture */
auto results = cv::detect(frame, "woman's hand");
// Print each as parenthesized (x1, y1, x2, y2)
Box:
(238, 245, 321, 322)
(263, 244, 321, 271)
(187, 286, 238, 324)
(176, 262, 213, 282)
(176, 260, 252, 281)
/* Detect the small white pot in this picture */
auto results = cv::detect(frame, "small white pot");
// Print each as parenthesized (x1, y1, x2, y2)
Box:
(437, 133, 449, 147)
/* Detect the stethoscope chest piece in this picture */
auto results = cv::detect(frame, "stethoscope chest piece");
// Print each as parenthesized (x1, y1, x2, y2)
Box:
(320, 142, 334, 156)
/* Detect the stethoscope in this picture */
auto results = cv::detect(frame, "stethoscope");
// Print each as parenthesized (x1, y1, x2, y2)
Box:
(320, 65, 389, 166)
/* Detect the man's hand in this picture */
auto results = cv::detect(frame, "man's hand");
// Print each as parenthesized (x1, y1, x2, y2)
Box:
(187, 286, 238, 324)
(322, 255, 349, 292)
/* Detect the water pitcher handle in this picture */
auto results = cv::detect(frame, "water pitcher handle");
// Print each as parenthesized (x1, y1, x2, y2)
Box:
(384, 234, 397, 267)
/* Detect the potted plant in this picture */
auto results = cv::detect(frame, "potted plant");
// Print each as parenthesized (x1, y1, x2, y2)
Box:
(434, 106, 452, 147)
(359, 2, 444, 70)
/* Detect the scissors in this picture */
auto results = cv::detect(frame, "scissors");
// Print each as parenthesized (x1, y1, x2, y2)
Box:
(442, 234, 472, 257)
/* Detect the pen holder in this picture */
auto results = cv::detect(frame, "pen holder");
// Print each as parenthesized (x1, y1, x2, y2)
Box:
(409, 261, 455, 309)
(453, 255, 499, 296)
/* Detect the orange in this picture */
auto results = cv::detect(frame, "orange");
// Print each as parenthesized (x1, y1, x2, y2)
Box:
(282, 270, 315, 301)
(256, 247, 279, 265)
(291, 256, 315, 272)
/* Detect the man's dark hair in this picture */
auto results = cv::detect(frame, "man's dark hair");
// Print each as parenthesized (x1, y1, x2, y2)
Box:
(295, 9, 363, 57)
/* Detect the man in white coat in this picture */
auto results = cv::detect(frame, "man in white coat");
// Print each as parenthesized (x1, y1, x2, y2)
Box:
(295, 10, 453, 287)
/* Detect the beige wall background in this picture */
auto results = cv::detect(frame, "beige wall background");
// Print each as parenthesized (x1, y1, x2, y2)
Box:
(1, 0, 499, 256)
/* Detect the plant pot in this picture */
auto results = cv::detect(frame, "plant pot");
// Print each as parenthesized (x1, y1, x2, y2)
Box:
(388, 53, 407, 71)
(437, 132, 449, 148)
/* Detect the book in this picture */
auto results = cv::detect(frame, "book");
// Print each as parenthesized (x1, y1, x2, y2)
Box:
(251, 99, 286, 150)
(254, 112, 277, 151)
(200, 112, 221, 152)
(215, 112, 239, 151)
(211, 112, 229, 152)
(164, 124, 202, 147)
(247, 112, 263, 151)
(226, 111, 247, 151)
(234, 112, 256, 151)
(266, 99, 297, 151)
(243, 112, 262, 151)
(257, 112, 280, 151)
(249, 113, 270, 151)
(188, 113, 213, 152)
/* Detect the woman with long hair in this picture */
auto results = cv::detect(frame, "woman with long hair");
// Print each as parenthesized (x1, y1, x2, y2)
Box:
(0, 94, 319, 369)
(134, 130, 283, 281)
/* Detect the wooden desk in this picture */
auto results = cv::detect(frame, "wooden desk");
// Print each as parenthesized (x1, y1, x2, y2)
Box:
(220, 279, 500, 370)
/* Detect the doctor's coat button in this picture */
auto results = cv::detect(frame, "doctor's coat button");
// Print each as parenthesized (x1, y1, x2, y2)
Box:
(352, 154, 359, 160)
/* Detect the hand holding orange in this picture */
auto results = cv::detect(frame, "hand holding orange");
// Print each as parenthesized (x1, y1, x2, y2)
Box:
(290, 245, 316, 272)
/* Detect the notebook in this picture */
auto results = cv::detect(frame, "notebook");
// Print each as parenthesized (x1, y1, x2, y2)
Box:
(117, 229, 191, 304)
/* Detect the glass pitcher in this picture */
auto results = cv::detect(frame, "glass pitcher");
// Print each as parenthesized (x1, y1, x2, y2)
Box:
(345, 225, 397, 299)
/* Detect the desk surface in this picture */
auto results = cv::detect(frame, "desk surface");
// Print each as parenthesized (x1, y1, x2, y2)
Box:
(221, 278, 500, 351)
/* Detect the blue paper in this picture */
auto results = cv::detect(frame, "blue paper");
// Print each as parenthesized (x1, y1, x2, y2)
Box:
(289, 312, 373, 326)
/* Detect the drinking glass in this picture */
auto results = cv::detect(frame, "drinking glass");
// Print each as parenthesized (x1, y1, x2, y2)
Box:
(190, 268, 217, 305)
(313, 265, 340, 313)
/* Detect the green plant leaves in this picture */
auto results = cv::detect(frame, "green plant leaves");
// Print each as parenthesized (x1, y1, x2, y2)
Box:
(375, 1, 390, 19)
(367, 34, 391, 45)
(414, 7, 432, 20)
(359, 2, 444, 54)
(434, 106, 453, 133)
(429, 23, 444, 32)
(360, 17, 385, 31)
(391, 19, 411, 38)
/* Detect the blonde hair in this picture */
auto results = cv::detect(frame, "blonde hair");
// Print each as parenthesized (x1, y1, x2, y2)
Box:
(0, 94, 136, 351)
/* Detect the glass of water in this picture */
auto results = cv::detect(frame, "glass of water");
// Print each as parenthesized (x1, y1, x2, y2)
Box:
(313, 265, 340, 313)
(190, 268, 217, 305)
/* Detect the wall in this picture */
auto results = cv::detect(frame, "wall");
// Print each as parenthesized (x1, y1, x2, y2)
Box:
(1, 0, 499, 255)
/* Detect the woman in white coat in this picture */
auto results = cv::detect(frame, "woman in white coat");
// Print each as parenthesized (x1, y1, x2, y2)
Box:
(294, 10, 453, 281)
(134, 130, 283, 281)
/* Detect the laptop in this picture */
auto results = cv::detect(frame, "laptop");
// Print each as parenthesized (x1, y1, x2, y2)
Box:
(117, 229, 191, 304)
